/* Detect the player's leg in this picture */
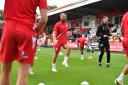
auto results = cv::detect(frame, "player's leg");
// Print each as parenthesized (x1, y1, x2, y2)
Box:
(105, 43, 110, 68)
(0, 62, 13, 85)
(34, 54, 38, 60)
(16, 24, 37, 84)
(16, 63, 31, 85)
(29, 41, 38, 74)
(0, 21, 16, 85)
(34, 46, 38, 60)
(80, 47, 84, 60)
(29, 51, 37, 74)
(88, 43, 94, 53)
(115, 65, 128, 85)
(98, 43, 105, 67)
(115, 38, 128, 85)
(122, 65, 128, 75)
(52, 48, 60, 63)
(52, 44, 61, 72)
(62, 43, 71, 67)
(28, 64, 34, 75)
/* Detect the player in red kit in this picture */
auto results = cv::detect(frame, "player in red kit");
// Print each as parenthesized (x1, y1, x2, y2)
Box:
(52, 13, 71, 72)
(114, 12, 128, 85)
(76, 34, 87, 60)
(0, 0, 48, 85)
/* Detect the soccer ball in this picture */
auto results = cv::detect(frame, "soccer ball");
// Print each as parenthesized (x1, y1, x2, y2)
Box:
(38, 82, 45, 85)
(80, 81, 89, 85)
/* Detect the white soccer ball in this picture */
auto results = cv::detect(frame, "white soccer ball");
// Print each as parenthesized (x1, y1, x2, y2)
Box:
(80, 81, 89, 85)
(38, 82, 45, 85)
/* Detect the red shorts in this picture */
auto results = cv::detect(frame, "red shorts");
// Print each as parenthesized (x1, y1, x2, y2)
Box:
(123, 36, 128, 58)
(0, 21, 37, 64)
(79, 45, 84, 51)
(54, 39, 67, 52)
(79, 44, 84, 49)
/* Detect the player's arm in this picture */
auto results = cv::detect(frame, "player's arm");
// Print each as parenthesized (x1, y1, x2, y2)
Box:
(53, 31, 57, 42)
(0, 21, 5, 28)
(36, 9, 48, 35)
(77, 42, 79, 47)
(96, 26, 102, 40)
(76, 39, 79, 48)
(104, 27, 111, 38)
(121, 22, 124, 37)
(36, 0, 48, 35)
(96, 26, 101, 37)
(53, 24, 59, 45)
(52, 30, 59, 45)
(108, 27, 112, 36)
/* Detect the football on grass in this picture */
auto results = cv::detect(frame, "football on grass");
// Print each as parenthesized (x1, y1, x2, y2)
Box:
(38, 82, 45, 85)
(81, 81, 89, 85)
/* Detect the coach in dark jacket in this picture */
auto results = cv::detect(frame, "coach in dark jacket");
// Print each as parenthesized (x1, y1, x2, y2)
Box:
(96, 16, 111, 68)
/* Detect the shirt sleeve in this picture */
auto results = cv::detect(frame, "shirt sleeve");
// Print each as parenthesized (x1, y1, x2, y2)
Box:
(39, 0, 48, 9)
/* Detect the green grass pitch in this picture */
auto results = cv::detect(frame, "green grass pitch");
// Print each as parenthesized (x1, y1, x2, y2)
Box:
(0, 47, 128, 85)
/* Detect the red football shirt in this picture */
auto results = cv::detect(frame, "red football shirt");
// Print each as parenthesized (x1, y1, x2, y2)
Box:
(53, 21, 68, 40)
(77, 37, 87, 45)
(4, 0, 47, 27)
(122, 12, 128, 36)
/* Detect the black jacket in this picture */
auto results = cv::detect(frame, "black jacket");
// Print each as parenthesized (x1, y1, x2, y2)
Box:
(96, 23, 111, 42)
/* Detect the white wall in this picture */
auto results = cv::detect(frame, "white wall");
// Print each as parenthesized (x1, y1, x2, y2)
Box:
(82, 15, 96, 29)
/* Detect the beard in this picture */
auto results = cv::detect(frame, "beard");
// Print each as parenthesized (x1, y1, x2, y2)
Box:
(62, 18, 67, 23)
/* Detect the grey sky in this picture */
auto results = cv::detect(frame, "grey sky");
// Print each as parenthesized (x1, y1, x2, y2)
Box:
(48, 0, 79, 7)
(0, 0, 78, 10)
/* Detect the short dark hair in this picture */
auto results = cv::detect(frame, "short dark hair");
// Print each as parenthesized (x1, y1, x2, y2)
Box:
(60, 12, 67, 15)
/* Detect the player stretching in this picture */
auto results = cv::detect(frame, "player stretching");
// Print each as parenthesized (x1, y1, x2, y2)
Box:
(76, 34, 87, 60)
(52, 13, 71, 72)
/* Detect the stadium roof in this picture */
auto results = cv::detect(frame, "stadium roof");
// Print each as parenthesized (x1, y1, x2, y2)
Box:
(47, 0, 128, 24)
(48, 0, 101, 16)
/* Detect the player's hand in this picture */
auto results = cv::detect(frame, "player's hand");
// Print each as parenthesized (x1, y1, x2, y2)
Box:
(0, 21, 5, 28)
(98, 37, 101, 39)
(53, 40, 58, 46)
(121, 37, 123, 41)
(37, 28, 43, 37)
(103, 35, 107, 37)
(32, 23, 38, 30)
(32, 23, 43, 36)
